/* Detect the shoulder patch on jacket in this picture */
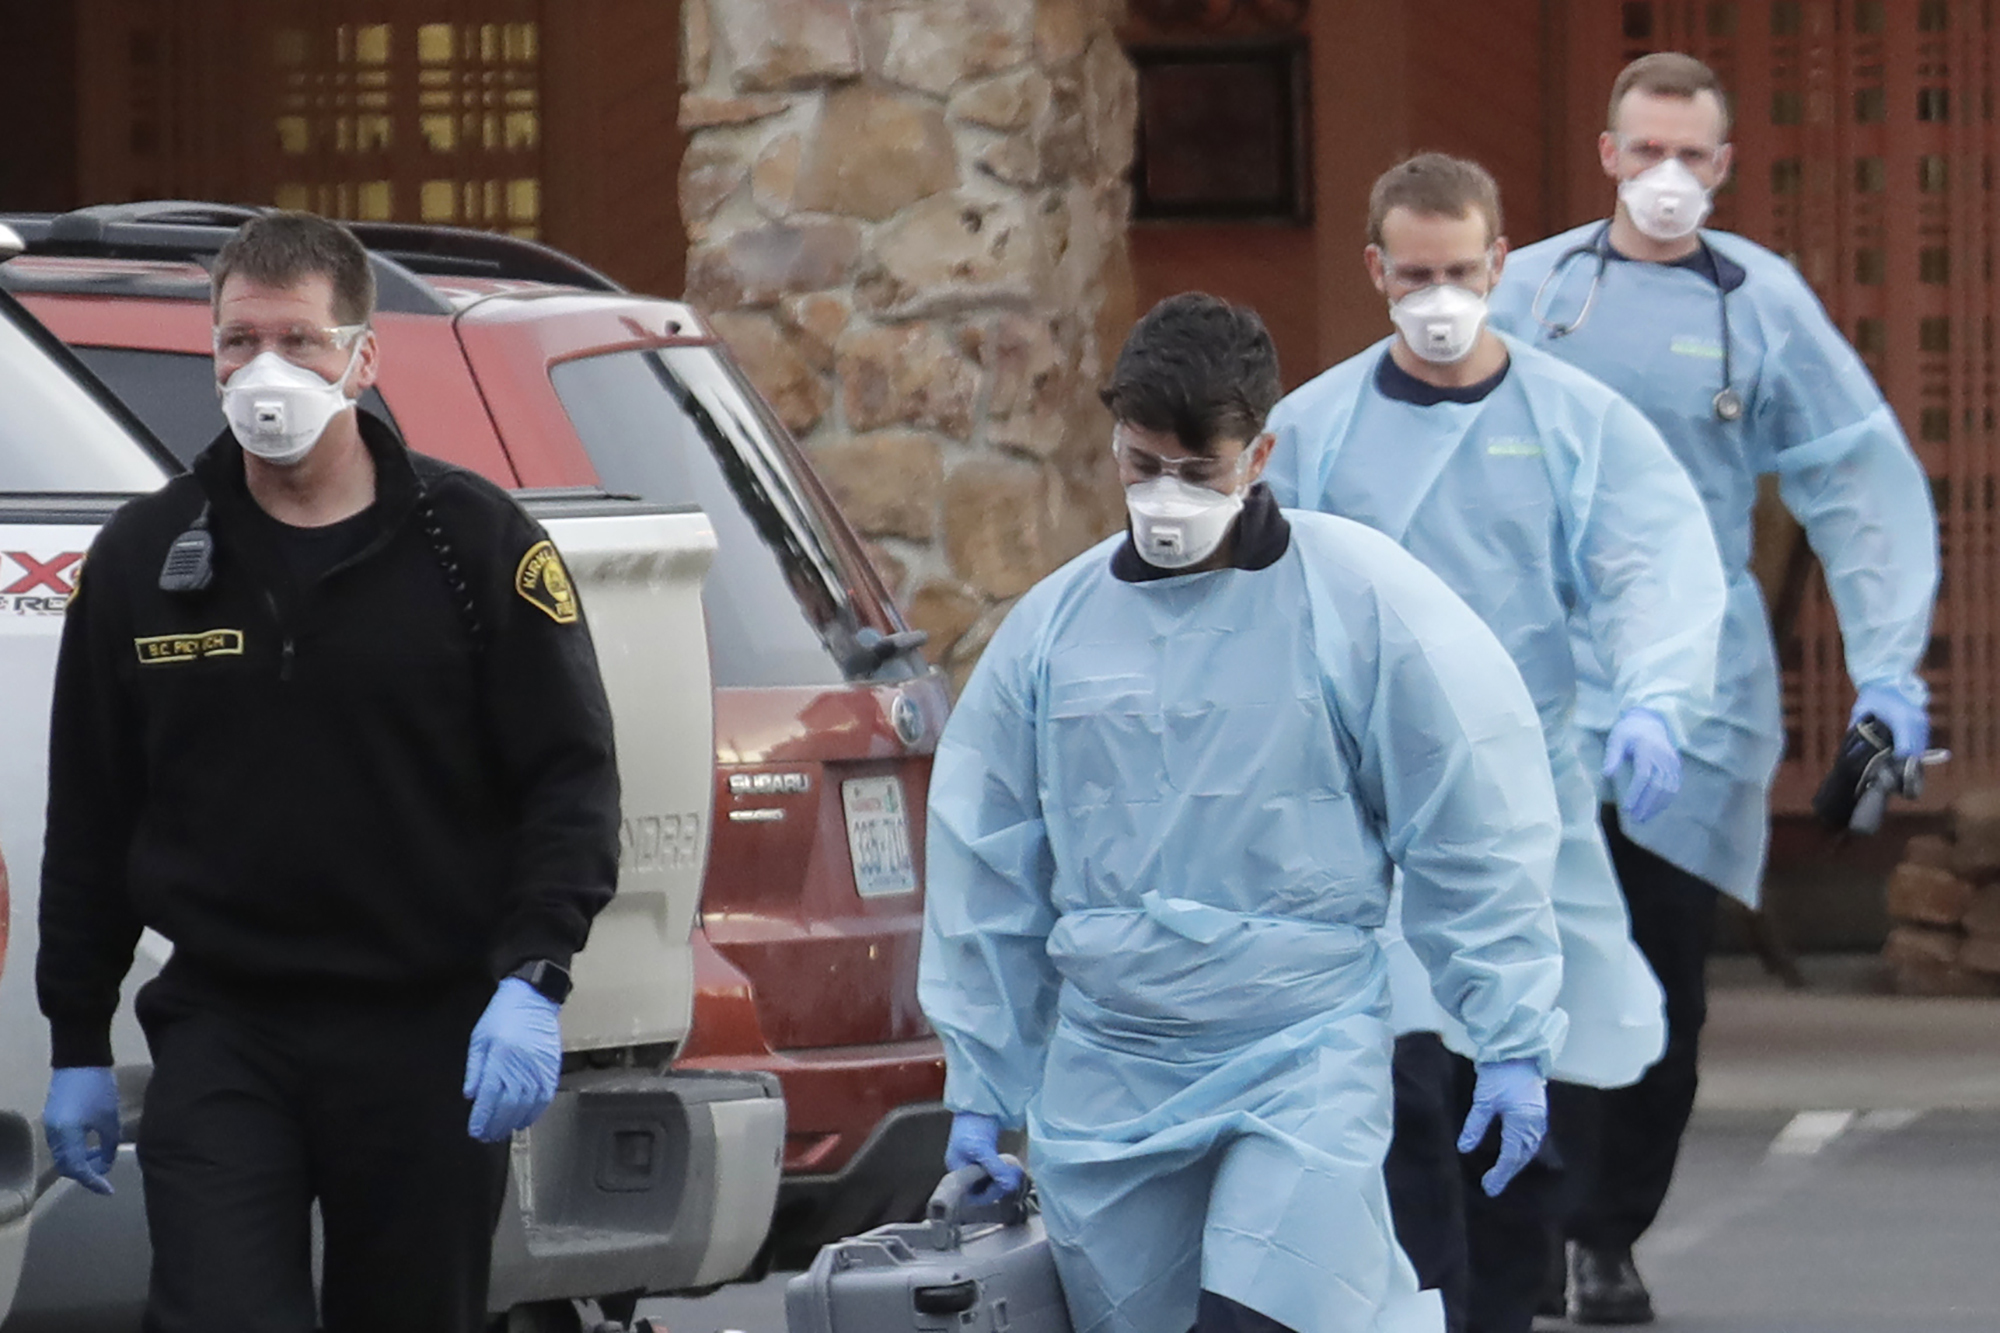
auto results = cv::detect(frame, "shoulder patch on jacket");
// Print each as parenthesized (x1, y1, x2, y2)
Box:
(515, 540, 578, 624)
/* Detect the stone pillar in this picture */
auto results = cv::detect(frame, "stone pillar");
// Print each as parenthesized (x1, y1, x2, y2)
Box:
(680, 0, 1136, 686)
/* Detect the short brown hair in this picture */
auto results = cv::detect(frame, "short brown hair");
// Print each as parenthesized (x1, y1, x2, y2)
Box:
(1608, 52, 1732, 137)
(1366, 154, 1503, 249)
(211, 211, 376, 325)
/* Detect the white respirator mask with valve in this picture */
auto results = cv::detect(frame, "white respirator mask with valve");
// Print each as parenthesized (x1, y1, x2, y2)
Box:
(1618, 158, 1714, 242)
(1125, 461, 1252, 571)
(219, 341, 364, 468)
(1389, 284, 1490, 365)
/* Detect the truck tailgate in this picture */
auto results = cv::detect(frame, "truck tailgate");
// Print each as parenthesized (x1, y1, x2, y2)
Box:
(528, 498, 717, 1054)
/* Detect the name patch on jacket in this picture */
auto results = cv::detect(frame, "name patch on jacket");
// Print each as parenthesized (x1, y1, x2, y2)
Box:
(135, 629, 245, 665)
(515, 540, 578, 624)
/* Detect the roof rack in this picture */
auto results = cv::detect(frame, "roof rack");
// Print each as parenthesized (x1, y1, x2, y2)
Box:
(341, 221, 623, 291)
(0, 201, 624, 311)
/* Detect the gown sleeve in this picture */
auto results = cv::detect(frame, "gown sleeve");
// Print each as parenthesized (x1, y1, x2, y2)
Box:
(1568, 394, 1727, 745)
(918, 603, 1062, 1128)
(1304, 521, 1569, 1071)
(1756, 278, 1939, 706)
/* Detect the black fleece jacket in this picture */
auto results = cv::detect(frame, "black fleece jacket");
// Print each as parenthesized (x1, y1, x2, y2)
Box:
(38, 415, 620, 1067)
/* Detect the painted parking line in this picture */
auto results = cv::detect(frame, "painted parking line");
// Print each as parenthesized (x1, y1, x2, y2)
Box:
(1767, 1109, 1857, 1157)
(1854, 1108, 1922, 1135)
(1648, 1108, 1924, 1261)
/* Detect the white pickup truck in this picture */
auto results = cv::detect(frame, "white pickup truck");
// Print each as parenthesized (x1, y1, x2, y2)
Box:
(0, 230, 783, 1329)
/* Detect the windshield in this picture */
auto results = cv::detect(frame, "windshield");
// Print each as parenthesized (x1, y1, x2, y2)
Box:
(0, 301, 171, 493)
(553, 345, 913, 688)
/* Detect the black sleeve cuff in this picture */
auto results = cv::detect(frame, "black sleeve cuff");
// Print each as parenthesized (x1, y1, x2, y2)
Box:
(49, 1018, 116, 1070)
(490, 920, 585, 982)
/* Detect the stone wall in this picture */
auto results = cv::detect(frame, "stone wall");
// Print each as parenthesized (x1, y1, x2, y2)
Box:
(1879, 791, 2000, 996)
(680, 0, 1137, 686)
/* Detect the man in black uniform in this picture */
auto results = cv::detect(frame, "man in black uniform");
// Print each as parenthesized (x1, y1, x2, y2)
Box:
(36, 212, 621, 1333)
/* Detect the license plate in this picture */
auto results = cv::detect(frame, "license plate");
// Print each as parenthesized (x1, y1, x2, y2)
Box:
(841, 775, 917, 898)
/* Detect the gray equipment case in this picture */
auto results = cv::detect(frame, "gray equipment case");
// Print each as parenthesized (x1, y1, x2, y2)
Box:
(785, 1157, 1073, 1333)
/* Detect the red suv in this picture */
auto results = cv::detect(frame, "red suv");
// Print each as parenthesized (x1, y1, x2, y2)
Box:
(2, 202, 951, 1269)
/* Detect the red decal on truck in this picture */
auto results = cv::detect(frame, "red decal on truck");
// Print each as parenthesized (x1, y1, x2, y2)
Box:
(3, 552, 84, 595)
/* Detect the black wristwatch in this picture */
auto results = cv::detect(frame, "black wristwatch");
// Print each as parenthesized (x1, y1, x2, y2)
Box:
(507, 958, 573, 1005)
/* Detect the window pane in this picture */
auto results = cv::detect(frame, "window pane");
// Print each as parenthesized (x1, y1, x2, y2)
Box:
(552, 348, 878, 688)
(0, 313, 168, 492)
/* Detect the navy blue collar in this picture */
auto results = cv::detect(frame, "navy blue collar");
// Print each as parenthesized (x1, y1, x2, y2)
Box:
(1374, 348, 1510, 406)
(1604, 229, 1749, 293)
(1111, 482, 1291, 582)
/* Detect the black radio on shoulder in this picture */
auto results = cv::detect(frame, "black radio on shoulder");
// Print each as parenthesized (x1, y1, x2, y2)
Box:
(159, 504, 215, 594)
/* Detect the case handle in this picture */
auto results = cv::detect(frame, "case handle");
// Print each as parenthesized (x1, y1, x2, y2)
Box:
(925, 1154, 1030, 1247)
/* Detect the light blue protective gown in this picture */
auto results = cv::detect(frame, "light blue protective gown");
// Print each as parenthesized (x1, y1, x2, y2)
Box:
(1263, 333, 1726, 1087)
(1490, 225, 1939, 905)
(920, 513, 1568, 1333)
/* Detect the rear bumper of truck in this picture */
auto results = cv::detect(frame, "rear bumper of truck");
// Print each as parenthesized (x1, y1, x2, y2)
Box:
(486, 1066, 785, 1310)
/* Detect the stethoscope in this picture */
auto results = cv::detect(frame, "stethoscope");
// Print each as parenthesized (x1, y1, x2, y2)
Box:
(1530, 223, 1745, 423)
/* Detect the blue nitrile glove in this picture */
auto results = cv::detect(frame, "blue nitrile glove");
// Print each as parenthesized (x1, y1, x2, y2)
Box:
(1852, 684, 1929, 759)
(1457, 1058, 1547, 1198)
(463, 978, 563, 1143)
(44, 1066, 120, 1196)
(1602, 707, 1681, 824)
(944, 1111, 1023, 1205)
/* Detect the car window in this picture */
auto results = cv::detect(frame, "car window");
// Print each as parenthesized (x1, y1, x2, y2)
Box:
(0, 306, 169, 493)
(70, 346, 397, 468)
(553, 347, 880, 689)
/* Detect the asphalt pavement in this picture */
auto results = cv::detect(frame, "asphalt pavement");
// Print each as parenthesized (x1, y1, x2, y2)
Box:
(639, 955, 2000, 1333)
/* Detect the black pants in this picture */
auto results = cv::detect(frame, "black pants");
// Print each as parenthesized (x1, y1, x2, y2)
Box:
(1386, 1034, 1600, 1333)
(1567, 808, 1720, 1252)
(1386, 1034, 1468, 1326)
(135, 967, 509, 1333)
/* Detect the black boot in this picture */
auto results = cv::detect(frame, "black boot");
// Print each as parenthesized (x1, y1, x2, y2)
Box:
(1568, 1245, 1654, 1325)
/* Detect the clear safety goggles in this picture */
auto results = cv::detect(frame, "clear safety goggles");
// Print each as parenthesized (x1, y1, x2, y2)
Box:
(1615, 136, 1728, 172)
(213, 321, 368, 368)
(1111, 434, 1252, 488)
(1379, 247, 1498, 294)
